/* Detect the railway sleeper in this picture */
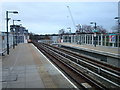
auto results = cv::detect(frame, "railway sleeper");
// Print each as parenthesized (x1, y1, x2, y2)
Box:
(33, 42, 120, 88)
(39, 43, 120, 86)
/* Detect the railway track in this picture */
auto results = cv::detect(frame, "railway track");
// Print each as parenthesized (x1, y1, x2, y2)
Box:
(33, 42, 120, 89)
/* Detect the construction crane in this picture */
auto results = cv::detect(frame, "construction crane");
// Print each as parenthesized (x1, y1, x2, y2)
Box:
(67, 6, 83, 33)
(67, 6, 76, 30)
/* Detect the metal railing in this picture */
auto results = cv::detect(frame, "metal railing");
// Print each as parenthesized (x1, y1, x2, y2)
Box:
(62, 33, 120, 47)
(0, 32, 13, 55)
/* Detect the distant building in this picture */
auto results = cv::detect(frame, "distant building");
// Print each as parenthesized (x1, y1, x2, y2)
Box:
(10, 25, 29, 44)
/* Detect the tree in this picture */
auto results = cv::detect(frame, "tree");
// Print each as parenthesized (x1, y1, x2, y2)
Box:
(81, 25, 93, 33)
(96, 26, 107, 34)
(76, 24, 107, 34)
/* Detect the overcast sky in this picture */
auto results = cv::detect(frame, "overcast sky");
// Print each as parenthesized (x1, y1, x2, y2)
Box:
(1, 2, 118, 34)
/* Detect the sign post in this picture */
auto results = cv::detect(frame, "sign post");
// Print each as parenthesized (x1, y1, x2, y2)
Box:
(92, 29, 98, 47)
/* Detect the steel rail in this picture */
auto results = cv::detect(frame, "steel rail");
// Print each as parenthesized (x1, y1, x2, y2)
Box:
(40, 44, 120, 88)
(35, 43, 107, 89)
(42, 43, 120, 79)
(42, 43, 120, 74)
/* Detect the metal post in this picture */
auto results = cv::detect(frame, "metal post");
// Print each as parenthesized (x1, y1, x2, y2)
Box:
(105, 35, 106, 46)
(101, 34, 103, 46)
(98, 35, 100, 45)
(95, 22, 97, 30)
(85, 34, 86, 44)
(94, 22, 97, 47)
(13, 29, 15, 49)
(6, 11, 9, 55)
(15, 25, 18, 46)
(13, 20, 15, 49)
(92, 34, 94, 45)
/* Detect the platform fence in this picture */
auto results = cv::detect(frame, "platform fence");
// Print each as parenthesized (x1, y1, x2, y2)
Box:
(0, 32, 13, 55)
(62, 33, 120, 48)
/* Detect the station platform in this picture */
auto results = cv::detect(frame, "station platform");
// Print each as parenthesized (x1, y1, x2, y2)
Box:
(58, 43, 120, 56)
(2, 43, 76, 88)
(58, 42, 120, 67)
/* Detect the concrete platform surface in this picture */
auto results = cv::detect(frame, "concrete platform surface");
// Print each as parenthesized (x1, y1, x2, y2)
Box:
(2, 43, 76, 89)
(59, 43, 120, 55)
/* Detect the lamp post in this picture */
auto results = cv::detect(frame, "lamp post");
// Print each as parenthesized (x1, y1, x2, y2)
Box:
(12, 20, 21, 48)
(90, 22, 97, 30)
(90, 22, 97, 47)
(6, 11, 18, 55)
(114, 17, 120, 33)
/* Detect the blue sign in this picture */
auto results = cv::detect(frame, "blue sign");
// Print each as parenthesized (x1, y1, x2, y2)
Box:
(109, 34, 116, 43)
(92, 29, 98, 32)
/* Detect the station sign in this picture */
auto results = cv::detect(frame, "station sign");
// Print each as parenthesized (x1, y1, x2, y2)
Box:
(92, 29, 98, 33)
(109, 34, 116, 43)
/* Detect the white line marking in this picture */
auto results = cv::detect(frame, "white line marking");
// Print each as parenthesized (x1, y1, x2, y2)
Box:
(32, 44, 78, 89)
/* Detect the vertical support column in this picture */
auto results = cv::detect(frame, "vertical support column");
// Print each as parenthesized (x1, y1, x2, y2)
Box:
(98, 35, 99, 46)
(87, 35, 88, 44)
(66, 35, 67, 42)
(88, 35, 89, 44)
(85, 34, 86, 44)
(78, 35, 79, 44)
(75, 35, 77, 43)
(76, 35, 78, 44)
(92, 34, 94, 45)
(70, 35, 71, 43)
(81, 35, 83, 44)
(90, 35, 92, 44)
(101, 34, 103, 46)
(74, 35, 75, 43)
(72, 35, 73, 43)
(71, 35, 72, 43)
(67, 35, 68, 43)
(73, 35, 74, 43)
(117, 34, 119, 47)
(80, 35, 81, 44)
(63, 35, 64, 42)
(105, 35, 106, 46)
(68, 35, 69, 43)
